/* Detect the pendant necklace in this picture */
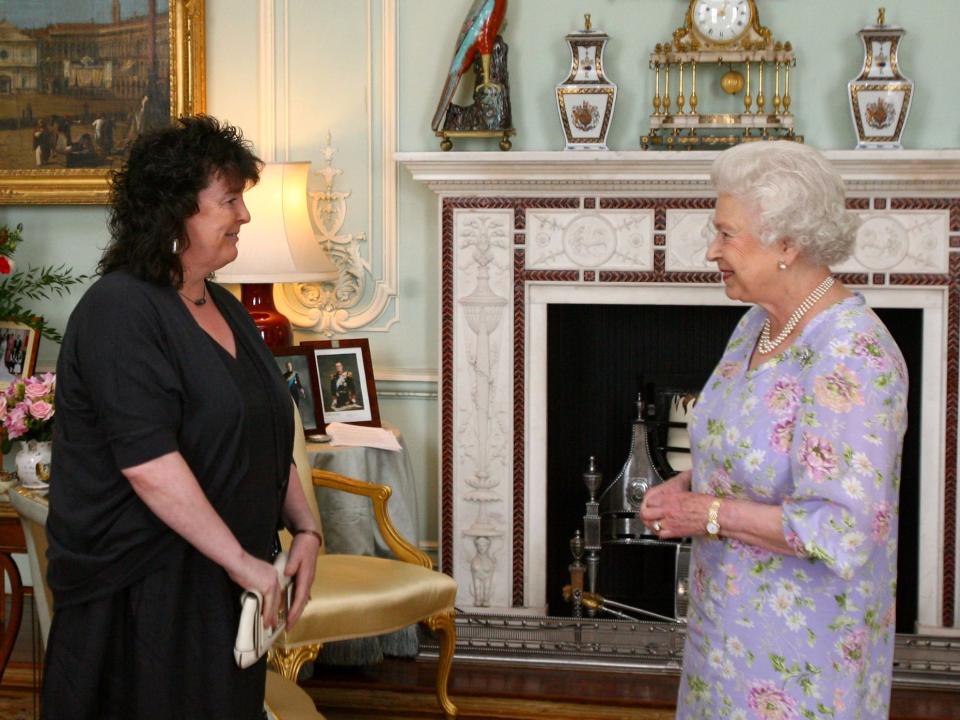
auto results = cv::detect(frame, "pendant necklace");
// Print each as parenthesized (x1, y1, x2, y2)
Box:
(757, 276, 834, 355)
(178, 282, 207, 306)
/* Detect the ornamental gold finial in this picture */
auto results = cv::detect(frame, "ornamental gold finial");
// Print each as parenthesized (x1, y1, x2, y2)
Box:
(584, 14, 592, 31)
(878, 7, 886, 25)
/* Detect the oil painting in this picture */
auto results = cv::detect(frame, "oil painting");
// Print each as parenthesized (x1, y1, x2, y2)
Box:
(0, 0, 205, 204)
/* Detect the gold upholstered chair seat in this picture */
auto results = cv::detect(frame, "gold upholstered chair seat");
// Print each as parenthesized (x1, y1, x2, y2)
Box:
(272, 405, 459, 719)
(284, 553, 457, 645)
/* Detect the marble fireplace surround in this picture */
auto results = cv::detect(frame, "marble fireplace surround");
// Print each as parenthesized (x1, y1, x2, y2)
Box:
(398, 150, 960, 635)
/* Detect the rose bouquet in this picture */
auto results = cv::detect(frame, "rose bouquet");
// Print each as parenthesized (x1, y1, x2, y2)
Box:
(0, 373, 55, 454)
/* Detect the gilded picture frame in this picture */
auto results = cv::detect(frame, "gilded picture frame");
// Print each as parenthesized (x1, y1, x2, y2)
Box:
(0, 0, 206, 205)
(0, 319, 40, 390)
(300, 339, 381, 432)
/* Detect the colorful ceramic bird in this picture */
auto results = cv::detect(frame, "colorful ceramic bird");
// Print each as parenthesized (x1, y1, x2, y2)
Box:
(431, 0, 508, 131)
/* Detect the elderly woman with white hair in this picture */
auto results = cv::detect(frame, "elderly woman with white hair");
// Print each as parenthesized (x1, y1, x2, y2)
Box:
(640, 141, 908, 719)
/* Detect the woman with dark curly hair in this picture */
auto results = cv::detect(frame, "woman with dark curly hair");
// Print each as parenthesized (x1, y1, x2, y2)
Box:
(44, 115, 320, 719)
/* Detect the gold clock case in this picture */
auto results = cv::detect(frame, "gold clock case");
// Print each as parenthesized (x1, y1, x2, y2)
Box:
(641, 0, 802, 150)
(686, 0, 761, 48)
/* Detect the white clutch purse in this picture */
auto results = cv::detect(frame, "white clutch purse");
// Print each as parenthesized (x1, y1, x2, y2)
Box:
(234, 552, 294, 669)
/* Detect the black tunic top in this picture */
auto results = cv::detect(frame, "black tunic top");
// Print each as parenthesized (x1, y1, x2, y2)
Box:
(43, 272, 293, 720)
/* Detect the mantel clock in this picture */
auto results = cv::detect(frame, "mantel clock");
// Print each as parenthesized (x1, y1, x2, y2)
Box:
(641, 0, 803, 149)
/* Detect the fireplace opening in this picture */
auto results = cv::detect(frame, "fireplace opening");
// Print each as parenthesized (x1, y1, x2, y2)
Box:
(546, 303, 922, 633)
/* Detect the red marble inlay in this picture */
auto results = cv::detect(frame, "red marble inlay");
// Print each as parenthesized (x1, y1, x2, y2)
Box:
(514, 233, 525, 247)
(872, 274, 885, 285)
(654, 234, 666, 247)
(584, 270, 596, 281)
(944, 253, 960, 625)
(951, 237, 960, 249)
(440, 199, 458, 577)
(654, 249, 665, 274)
(846, 198, 870, 210)
(889, 273, 952, 286)
(597, 270, 721, 284)
(513, 249, 526, 606)
(655, 208, 666, 231)
(584, 198, 596, 209)
(525, 270, 580, 282)
(874, 198, 888, 210)
(834, 272, 870, 286)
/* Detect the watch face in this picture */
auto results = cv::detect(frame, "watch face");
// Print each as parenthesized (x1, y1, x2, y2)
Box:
(693, 0, 752, 43)
(706, 521, 720, 535)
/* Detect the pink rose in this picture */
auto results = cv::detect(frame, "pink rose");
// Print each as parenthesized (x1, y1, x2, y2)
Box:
(24, 380, 51, 399)
(4, 415, 28, 439)
(28, 400, 54, 422)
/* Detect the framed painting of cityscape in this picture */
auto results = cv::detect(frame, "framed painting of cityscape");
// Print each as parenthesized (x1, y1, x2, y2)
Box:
(0, 0, 205, 205)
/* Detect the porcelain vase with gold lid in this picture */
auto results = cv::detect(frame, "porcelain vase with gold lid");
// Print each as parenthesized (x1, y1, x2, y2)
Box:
(848, 7, 914, 149)
(15, 439, 51, 491)
(556, 14, 617, 150)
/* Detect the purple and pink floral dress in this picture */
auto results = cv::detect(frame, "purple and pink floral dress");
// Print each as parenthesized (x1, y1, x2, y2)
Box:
(679, 293, 908, 720)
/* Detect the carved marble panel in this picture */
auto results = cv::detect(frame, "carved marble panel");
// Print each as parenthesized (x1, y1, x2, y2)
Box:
(665, 209, 714, 272)
(525, 210, 654, 270)
(452, 208, 515, 609)
(833, 211, 950, 274)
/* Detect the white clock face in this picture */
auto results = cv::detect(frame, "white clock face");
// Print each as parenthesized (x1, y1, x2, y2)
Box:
(693, 0, 752, 43)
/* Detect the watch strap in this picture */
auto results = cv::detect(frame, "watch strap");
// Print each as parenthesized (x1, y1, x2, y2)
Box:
(706, 498, 722, 538)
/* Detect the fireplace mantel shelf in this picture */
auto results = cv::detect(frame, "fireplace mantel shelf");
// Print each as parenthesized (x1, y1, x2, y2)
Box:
(397, 150, 960, 194)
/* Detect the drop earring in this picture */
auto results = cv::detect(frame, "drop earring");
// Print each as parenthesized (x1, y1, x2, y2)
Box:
(172, 238, 180, 254)
(777, 260, 788, 271)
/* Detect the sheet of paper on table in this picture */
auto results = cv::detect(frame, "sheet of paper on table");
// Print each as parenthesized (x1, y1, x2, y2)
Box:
(324, 422, 402, 452)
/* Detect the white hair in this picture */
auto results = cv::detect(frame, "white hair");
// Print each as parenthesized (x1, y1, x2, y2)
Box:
(710, 141, 860, 266)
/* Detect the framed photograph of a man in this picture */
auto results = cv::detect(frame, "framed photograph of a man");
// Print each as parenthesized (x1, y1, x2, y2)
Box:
(0, 319, 40, 389)
(301, 339, 381, 430)
(270, 346, 322, 436)
(0, 0, 206, 204)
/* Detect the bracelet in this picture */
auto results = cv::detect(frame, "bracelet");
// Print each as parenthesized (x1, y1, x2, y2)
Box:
(293, 528, 323, 546)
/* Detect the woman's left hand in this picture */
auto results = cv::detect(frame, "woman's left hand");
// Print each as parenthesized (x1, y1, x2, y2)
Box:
(284, 531, 320, 628)
(640, 484, 716, 539)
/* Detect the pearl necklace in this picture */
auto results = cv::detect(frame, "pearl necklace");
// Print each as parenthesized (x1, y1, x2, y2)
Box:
(757, 276, 834, 355)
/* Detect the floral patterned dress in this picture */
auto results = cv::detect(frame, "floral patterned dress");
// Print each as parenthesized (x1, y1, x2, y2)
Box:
(678, 293, 908, 720)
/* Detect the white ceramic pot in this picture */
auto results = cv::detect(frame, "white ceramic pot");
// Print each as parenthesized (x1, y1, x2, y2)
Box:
(556, 15, 617, 150)
(16, 439, 52, 489)
(848, 11, 913, 149)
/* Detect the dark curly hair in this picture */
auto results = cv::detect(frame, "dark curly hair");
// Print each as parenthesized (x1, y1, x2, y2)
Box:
(100, 115, 262, 286)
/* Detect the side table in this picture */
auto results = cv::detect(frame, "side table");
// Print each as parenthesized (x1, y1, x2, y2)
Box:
(306, 426, 420, 557)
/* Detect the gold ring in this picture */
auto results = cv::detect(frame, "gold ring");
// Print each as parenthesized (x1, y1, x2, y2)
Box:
(653, 521, 662, 533)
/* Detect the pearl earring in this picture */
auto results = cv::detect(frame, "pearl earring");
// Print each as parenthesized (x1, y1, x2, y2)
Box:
(777, 260, 788, 271)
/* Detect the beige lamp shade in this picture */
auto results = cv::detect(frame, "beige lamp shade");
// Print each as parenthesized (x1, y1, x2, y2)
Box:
(217, 161, 337, 283)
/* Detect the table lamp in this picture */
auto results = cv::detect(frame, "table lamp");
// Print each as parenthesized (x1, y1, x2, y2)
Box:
(217, 161, 338, 347)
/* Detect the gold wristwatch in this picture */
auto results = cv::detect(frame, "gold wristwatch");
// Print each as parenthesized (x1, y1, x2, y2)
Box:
(706, 498, 722, 538)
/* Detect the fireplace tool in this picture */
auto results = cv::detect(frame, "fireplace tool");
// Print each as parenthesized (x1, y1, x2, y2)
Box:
(561, 584, 680, 623)
(571, 392, 691, 622)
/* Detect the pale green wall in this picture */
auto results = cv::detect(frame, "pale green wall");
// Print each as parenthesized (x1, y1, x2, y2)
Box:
(1, 0, 956, 547)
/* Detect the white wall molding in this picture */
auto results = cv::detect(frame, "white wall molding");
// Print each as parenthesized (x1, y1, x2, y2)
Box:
(259, 0, 400, 334)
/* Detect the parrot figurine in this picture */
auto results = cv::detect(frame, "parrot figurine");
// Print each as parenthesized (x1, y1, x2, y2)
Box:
(431, 0, 508, 132)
